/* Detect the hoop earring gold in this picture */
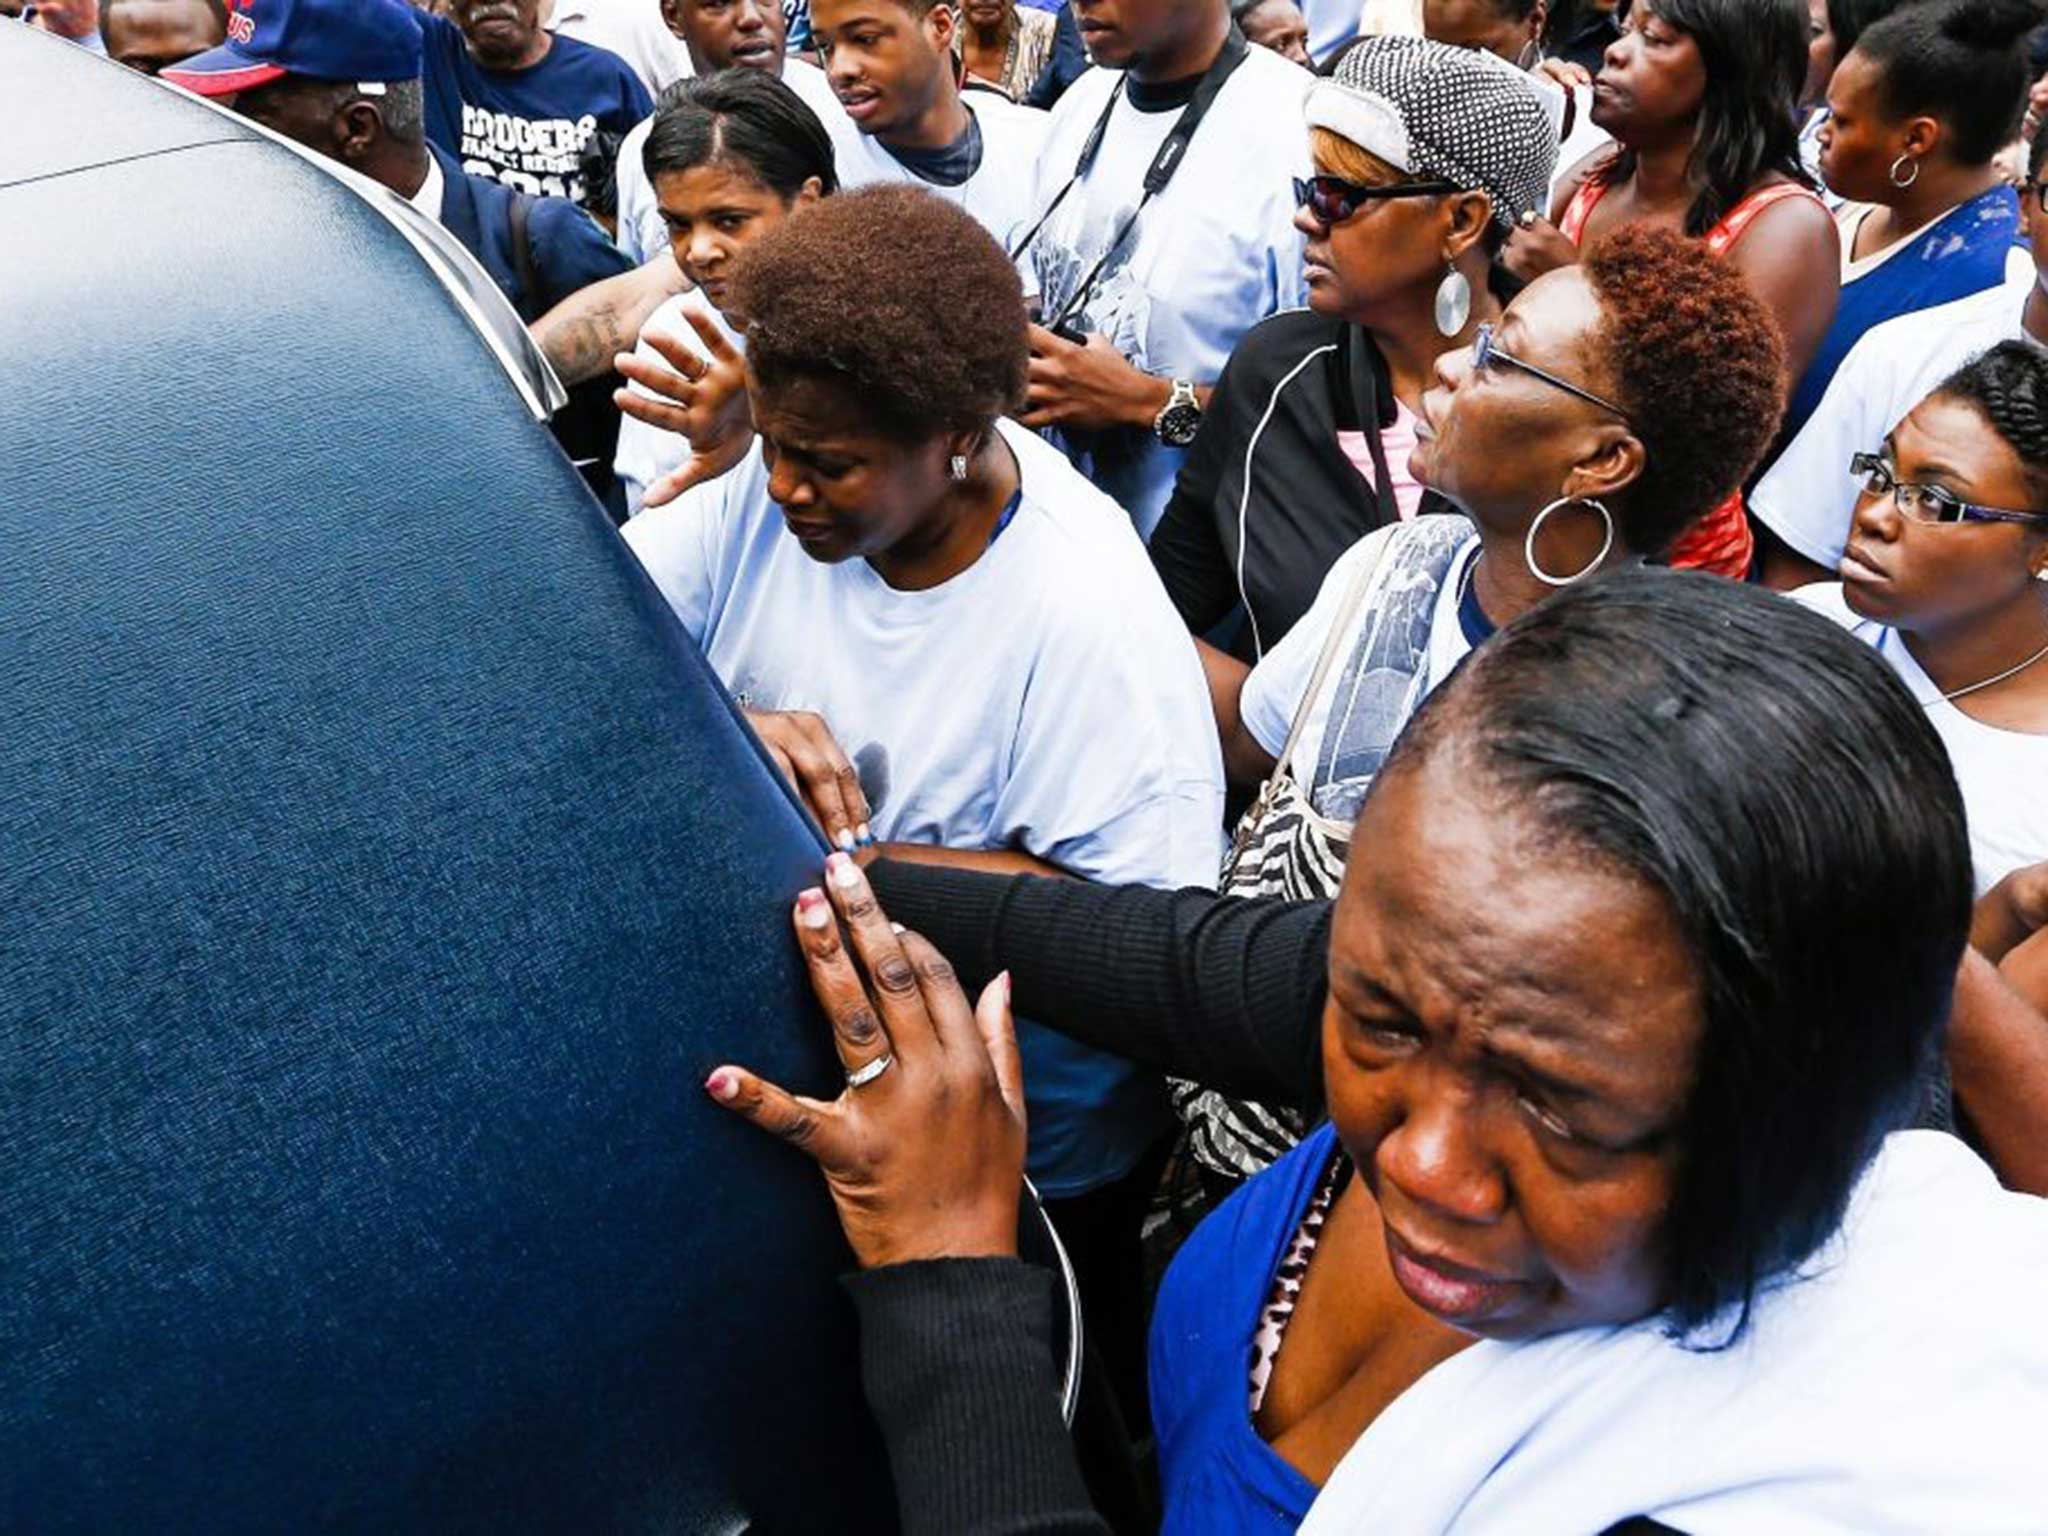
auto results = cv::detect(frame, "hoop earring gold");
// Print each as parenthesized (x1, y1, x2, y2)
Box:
(1525, 496, 1616, 587)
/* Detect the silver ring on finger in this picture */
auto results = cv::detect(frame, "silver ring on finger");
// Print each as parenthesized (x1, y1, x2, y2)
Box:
(845, 1051, 895, 1090)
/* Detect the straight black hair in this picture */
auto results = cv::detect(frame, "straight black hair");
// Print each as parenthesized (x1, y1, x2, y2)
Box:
(1853, 0, 2046, 167)
(1823, 0, 1903, 63)
(642, 67, 840, 201)
(1595, 0, 1813, 237)
(1384, 570, 1972, 1342)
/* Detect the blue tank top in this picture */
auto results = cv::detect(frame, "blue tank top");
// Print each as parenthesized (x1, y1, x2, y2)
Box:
(1148, 1122, 1344, 1533)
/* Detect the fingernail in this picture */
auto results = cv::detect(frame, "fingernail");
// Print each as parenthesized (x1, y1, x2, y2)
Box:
(855, 824, 874, 847)
(828, 852, 862, 889)
(796, 887, 831, 929)
(890, 922, 905, 935)
(1000, 970, 1013, 1005)
(704, 1069, 740, 1102)
(835, 828, 857, 852)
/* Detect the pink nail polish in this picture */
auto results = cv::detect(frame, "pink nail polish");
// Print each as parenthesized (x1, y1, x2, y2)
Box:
(704, 1069, 739, 1102)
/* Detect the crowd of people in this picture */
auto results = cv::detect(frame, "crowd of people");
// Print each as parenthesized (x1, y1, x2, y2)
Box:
(31, 0, 2048, 1526)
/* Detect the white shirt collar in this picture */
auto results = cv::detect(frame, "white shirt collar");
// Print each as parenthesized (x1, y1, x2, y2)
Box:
(409, 153, 446, 224)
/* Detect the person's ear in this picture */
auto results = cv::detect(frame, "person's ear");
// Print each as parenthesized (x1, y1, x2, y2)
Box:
(1527, 0, 1548, 44)
(1902, 113, 1942, 162)
(793, 175, 826, 209)
(335, 99, 383, 164)
(1442, 190, 1493, 264)
(659, 0, 684, 40)
(1561, 424, 1646, 505)
(927, 1, 960, 55)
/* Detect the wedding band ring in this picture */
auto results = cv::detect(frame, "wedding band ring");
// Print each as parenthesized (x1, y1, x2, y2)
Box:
(845, 1051, 895, 1089)
(1519, 209, 1538, 228)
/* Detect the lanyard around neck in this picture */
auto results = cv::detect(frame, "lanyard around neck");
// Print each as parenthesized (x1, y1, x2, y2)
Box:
(1007, 25, 1253, 325)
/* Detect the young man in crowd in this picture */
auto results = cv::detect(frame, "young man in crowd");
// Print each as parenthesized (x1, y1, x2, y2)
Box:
(808, 0, 1048, 248)
(418, 0, 653, 206)
(100, 0, 222, 74)
(1017, 0, 1311, 536)
(611, 0, 856, 262)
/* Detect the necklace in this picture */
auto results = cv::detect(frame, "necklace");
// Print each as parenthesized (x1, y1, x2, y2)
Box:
(1937, 636, 2048, 703)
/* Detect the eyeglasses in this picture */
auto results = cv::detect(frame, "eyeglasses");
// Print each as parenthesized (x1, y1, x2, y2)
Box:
(1293, 172, 1459, 225)
(1849, 451, 2048, 527)
(1472, 323, 1632, 422)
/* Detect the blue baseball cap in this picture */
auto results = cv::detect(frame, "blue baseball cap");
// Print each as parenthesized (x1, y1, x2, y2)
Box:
(162, 0, 424, 97)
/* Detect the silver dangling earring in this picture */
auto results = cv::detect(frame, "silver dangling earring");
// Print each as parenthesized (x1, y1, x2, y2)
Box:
(950, 453, 969, 481)
(1433, 265, 1472, 338)
(1525, 496, 1617, 587)
(1889, 151, 1920, 189)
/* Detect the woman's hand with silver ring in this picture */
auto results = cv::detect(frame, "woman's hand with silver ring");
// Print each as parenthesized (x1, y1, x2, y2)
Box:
(704, 851, 1027, 1269)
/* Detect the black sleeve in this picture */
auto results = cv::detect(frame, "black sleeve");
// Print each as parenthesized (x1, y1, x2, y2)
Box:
(844, 1258, 1108, 1536)
(867, 863, 1331, 1112)
(1147, 351, 1254, 636)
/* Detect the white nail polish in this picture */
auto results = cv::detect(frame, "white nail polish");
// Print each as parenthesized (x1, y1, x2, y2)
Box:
(830, 857, 863, 889)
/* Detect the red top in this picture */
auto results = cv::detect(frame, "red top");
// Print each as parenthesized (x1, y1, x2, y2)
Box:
(1557, 176, 1822, 581)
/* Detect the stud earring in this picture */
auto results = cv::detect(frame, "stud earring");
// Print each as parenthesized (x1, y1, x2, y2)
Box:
(950, 454, 969, 481)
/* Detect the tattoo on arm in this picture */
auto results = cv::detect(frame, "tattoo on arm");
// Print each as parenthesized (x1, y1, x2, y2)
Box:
(534, 299, 631, 388)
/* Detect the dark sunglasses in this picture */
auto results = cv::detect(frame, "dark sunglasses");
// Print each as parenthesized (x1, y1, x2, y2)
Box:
(1293, 172, 1459, 225)
(1849, 451, 2048, 528)
(1472, 323, 1632, 422)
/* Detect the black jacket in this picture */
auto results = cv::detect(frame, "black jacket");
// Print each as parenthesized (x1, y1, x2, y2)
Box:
(1148, 308, 1454, 661)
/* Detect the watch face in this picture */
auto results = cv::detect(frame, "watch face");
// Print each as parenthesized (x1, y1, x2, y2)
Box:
(1158, 401, 1202, 447)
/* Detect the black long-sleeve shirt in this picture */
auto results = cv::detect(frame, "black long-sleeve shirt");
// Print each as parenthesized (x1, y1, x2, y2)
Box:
(847, 864, 1332, 1533)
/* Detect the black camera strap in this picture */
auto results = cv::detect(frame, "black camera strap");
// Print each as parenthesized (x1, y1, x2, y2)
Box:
(1009, 26, 1253, 332)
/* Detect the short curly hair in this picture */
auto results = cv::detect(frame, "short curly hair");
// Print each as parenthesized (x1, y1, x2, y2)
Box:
(1580, 226, 1786, 558)
(730, 184, 1027, 443)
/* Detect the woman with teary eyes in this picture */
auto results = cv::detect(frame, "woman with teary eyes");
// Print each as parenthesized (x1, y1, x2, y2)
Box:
(706, 572, 2048, 1534)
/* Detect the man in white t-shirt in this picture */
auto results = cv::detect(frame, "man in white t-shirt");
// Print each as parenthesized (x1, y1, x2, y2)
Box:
(1016, 0, 1312, 537)
(808, 0, 1048, 248)
(612, 0, 856, 261)
(546, 0, 690, 95)
(1752, 132, 2048, 587)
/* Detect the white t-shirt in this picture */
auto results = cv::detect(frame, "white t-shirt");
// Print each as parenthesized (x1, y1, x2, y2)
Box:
(826, 92, 1050, 252)
(547, 0, 691, 97)
(612, 288, 744, 517)
(612, 57, 856, 264)
(1023, 47, 1313, 538)
(1303, 0, 1366, 58)
(622, 417, 1227, 1196)
(1240, 520, 1480, 824)
(1795, 583, 2048, 894)
(1752, 271, 2035, 569)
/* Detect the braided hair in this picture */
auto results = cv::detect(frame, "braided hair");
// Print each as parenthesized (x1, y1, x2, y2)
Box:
(1932, 340, 2048, 507)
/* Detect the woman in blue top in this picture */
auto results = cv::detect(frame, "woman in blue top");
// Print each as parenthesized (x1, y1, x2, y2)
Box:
(1784, 0, 2036, 455)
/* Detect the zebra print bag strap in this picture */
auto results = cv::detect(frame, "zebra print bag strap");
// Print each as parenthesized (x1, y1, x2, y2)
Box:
(1229, 533, 1394, 866)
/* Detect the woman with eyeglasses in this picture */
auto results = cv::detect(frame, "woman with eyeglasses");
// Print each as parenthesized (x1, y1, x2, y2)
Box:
(1794, 340, 2048, 895)
(1159, 218, 1783, 1191)
(1503, 0, 1839, 578)
(1753, 0, 2038, 584)
(1147, 38, 1557, 668)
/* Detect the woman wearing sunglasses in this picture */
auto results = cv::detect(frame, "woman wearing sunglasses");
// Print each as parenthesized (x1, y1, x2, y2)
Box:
(1147, 38, 1557, 666)
(1795, 340, 2048, 895)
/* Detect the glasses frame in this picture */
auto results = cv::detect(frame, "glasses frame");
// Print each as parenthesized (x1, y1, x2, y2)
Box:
(1848, 451, 2048, 529)
(1292, 173, 1460, 225)
(1472, 323, 1632, 424)
(2030, 181, 2048, 217)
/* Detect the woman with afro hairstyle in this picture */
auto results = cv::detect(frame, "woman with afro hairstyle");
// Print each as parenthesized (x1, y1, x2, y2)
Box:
(622, 181, 1226, 1371)
(1796, 339, 2048, 897)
